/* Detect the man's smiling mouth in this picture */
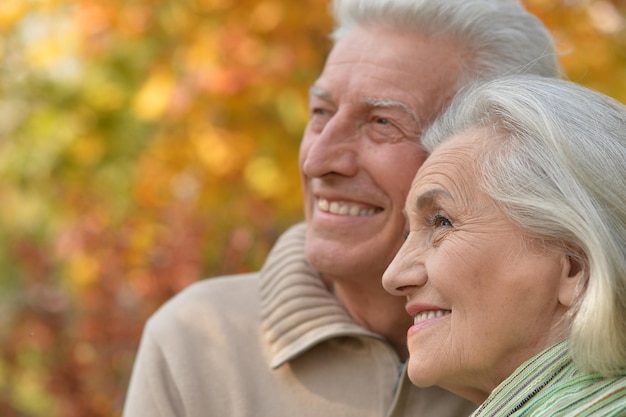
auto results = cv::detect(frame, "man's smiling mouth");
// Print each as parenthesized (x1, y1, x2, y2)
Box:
(317, 198, 383, 216)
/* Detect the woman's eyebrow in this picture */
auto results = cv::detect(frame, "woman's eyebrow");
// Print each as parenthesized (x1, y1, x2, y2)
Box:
(415, 188, 453, 211)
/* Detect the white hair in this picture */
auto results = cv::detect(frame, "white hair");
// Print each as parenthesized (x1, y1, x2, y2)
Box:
(422, 75, 626, 375)
(330, 0, 562, 92)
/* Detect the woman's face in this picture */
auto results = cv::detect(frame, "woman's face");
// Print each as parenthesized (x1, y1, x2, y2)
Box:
(382, 129, 578, 403)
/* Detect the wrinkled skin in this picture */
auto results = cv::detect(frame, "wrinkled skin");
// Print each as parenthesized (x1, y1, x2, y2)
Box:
(299, 26, 465, 354)
(383, 129, 581, 402)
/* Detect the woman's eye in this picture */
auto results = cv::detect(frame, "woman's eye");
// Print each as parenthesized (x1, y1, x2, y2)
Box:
(432, 214, 452, 228)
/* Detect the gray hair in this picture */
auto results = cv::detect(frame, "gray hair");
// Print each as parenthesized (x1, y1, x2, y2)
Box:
(422, 75, 626, 375)
(331, 0, 562, 91)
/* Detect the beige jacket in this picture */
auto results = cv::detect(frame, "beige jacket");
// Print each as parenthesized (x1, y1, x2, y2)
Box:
(122, 223, 476, 417)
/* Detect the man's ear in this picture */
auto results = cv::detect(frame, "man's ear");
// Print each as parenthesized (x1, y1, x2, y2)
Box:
(558, 252, 586, 308)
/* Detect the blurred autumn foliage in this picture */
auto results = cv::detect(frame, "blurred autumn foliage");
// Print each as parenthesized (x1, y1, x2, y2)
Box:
(0, 0, 624, 416)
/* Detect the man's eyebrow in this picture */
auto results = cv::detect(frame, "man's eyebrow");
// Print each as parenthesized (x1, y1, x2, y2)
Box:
(415, 188, 452, 211)
(362, 97, 420, 123)
(308, 89, 419, 124)
(309, 86, 332, 101)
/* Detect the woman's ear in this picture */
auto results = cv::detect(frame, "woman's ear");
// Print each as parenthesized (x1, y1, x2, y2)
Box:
(558, 252, 586, 308)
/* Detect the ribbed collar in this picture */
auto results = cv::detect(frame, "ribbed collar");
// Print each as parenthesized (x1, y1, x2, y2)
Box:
(472, 341, 570, 417)
(259, 223, 379, 368)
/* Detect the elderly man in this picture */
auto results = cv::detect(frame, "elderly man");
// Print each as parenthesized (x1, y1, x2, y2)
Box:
(123, 1, 561, 416)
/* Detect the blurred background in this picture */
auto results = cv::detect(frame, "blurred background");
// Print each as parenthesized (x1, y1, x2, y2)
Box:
(0, 0, 624, 416)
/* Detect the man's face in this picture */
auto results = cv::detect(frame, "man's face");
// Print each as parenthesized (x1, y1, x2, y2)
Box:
(299, 27, 463, 283)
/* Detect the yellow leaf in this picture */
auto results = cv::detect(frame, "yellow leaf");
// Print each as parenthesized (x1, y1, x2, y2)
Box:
(66, 253, 99, 289)
(132, 71, 175, 120)
(0, 0, 26, 29)
(192, 127, 243, 177)
(244, 156, 286, 198)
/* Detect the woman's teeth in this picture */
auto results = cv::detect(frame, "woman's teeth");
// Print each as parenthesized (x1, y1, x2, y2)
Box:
(414, 310, 450, 325)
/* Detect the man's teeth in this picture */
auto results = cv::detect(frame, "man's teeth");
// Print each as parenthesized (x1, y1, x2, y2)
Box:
(317, 198, 379, 216)
(414, 310, 450, 325)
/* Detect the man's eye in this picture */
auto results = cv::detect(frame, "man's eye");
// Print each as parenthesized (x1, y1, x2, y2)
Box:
(374, 117, 390, 125)
(312, 108, 329, 116)
(368, 116, 407, 144)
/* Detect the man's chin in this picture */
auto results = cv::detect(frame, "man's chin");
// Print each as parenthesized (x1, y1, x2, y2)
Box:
(304, 233, 385, 280)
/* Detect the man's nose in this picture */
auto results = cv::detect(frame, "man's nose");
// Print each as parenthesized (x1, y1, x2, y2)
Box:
(301, 112, 359, 178)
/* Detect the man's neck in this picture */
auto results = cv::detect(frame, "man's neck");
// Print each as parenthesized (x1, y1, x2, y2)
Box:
(329, 277, 411, 360)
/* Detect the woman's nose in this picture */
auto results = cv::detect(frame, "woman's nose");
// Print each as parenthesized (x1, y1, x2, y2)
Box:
(382, 236, 428, 297)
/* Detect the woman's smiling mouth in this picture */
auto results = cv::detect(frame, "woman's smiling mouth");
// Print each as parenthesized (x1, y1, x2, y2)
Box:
(413, 310, 451, 325)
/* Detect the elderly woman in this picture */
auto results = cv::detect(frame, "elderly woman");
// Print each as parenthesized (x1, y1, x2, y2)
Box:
(383, 75, 626, 416)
